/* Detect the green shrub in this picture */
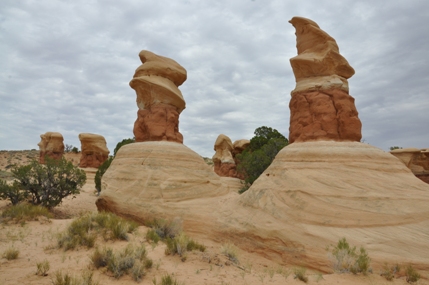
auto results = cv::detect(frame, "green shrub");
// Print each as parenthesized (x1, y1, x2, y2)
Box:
(57, 212, 138, 250)
(405, 265, 420, 283)
(94, 157, 113, 193)
(293, 267, 308, 283)
(0, 180, 27, 205)
(91, 244, 152, 280)
(113, 138, 135, 156)
(236, 126, 288, 193)
(328, 238, 371, 275)
(9, 157, 86, 208)
(3, 247, 19, 260)
(36, 259, 50, 276)
(1, 203, 52, 223)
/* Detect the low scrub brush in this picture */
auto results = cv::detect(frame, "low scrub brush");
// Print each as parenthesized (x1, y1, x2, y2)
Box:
(1, 203, 52, 223)
(57, 212, 138, 250)
(165, 232, 206, 261)
(328, 238, 371, 275)
(91, 244, 152, 280)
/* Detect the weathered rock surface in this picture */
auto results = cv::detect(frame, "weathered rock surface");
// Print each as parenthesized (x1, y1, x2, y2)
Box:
(390, 148, 429, 183)
(78, 133, 110, 168)
(212, 134, 235, 177)
(232, 139, 250, 156)
(130, 50, 186, 143)
(37, 132, 64, 163)
(96, 141, 231, 221)
(288, 17, 361, 143)
(239, 141, 429, 271)
(212, 135, 249, 179)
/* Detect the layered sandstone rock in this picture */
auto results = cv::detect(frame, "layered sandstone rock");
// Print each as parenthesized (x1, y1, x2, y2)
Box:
(237, 141, 429, 271)
(37, 132, 64, 163)
(130, 50, 186, 143)
(288, 17, 362, 143)
(78, 133, 110, 168)
(96, 142, 231, 221)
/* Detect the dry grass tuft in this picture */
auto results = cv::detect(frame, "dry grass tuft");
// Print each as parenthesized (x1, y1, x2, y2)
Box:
(2, 247, 19, 260)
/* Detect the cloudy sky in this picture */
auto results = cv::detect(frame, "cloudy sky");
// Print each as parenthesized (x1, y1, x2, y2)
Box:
(1, 0, 428, 157)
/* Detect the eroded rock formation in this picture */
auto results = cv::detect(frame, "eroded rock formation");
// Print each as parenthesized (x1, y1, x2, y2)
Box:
(390, 148, 429, 183)
(212, 135, 249, 179)
(130, 50, 186, 143)
(37, 132, 64, 163)
(79, 133, 110, 168)
(288, 17, 362, 143)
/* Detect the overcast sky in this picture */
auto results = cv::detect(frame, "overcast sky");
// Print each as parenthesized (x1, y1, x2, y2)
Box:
(1, 0, 428, 157)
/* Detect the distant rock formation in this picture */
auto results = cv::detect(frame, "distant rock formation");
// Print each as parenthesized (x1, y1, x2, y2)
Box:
(232, 139, 250, 157)
(288, 17, 362, 143)
(79, 133, 110, 168)
(390, 148, 429, 183)
(37, 132, 64, 163)
(212, 135, 249, 179)
(130, 50, 187, 143)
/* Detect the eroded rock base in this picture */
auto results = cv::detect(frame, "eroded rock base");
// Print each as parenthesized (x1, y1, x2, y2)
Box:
(289, 89, 362, 143)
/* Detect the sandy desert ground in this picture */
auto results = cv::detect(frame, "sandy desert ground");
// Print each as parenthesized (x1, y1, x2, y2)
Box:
(0, 150, 427, 285)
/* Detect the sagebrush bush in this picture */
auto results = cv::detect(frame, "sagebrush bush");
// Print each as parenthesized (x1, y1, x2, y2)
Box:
(36, 259, 50, 276)
(165, 232, 206, 261)
(294, 267, 308, 283)
(405, 265, 420, 283)
(153, 274, 184, 285)
(52, 270, 98, 285)
(57, 212, 139, 250)
(148, 218, 182, 239)
(220, 243, 239, 264)
(3, 247, 19, 260)
(1, 203, 52, 223)
(91, 244, 152, 280)
(328, 238, 371, 275)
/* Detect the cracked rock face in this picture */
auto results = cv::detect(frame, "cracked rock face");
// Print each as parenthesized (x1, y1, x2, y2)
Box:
(37, 132, 64, 163)
(130, 50, 186, 143)
(288, 17, 361, 143)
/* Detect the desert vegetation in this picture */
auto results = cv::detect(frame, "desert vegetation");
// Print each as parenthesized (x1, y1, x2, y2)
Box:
(0, 156, 86, 208)
(236, 126, 288, 193)
(328, 237, 371, 275)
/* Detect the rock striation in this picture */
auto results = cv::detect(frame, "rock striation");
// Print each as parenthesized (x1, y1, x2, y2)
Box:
(78, 133, 110, 168)
(288, 17, 362, 143)
(96, 141, 230, 221)
(37, 132, 64, 163)
(130, 50, 187, 143)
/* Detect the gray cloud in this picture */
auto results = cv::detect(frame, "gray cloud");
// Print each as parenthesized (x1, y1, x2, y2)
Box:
(0, 0, 428, 157)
